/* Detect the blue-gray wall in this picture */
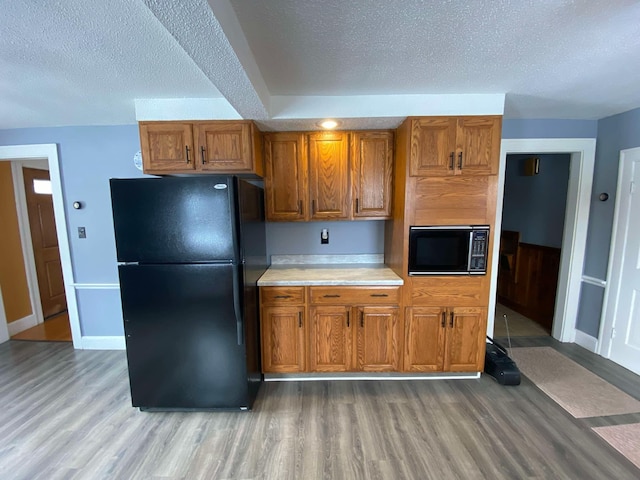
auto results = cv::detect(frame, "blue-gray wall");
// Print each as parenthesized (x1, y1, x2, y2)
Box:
(0, 125, 144, 336)
(501, 119, 598, 139)
(576, 107, 640, 337)
(501, 154, 571, 249)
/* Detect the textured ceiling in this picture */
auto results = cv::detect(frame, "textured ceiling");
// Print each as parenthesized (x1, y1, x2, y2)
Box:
(1, 0, 640, 129)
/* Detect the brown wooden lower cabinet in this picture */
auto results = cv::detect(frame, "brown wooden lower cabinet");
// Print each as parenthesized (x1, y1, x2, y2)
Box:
(404, 306, 487, 372)
(309, 305, 400, 372)
(261, 305, 306, 373)
(260, 286, 486, 374)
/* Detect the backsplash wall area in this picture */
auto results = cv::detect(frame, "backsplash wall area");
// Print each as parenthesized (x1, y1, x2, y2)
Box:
(265, 221, 384, 260)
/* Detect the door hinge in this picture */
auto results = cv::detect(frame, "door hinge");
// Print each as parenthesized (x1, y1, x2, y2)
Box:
(611, 327, 616, 339)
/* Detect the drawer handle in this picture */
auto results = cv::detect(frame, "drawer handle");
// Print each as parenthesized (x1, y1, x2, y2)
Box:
(370, 294, 389, 297)
(458, 152, 463, 170)
(346, 310, 350, 328)
(450, 312, 454, 328)
(360, 310, 364, 328)
(274, 295, 292, 299)
(323, 294, 341, 298)
(200, 146, 206, 164)
(449, 152, 454, 170)
(441, 311, 446, 328)
(298, 311, 303, 328)
(185, 146, 191, 164)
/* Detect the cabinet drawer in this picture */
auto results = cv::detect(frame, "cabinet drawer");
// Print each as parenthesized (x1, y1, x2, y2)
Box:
(261, 287, 305, 305)
(410, 277, 489, 307)
(309, 286, 400, 305)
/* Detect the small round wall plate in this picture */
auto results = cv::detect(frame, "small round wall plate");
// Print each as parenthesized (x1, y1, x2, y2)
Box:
(133, 151, 143, 171)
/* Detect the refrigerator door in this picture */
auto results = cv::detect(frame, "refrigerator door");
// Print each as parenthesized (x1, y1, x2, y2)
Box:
(110, 176, 240, 264)
(118, 263, 253, 410)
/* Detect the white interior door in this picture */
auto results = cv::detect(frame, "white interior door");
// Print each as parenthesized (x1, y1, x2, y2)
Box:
(606, 147, 640, 374)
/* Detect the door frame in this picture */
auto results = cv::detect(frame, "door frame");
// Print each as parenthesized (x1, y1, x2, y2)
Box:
(5, 161, 50, 335)
(489, 138, 596, 342)
(598, 146, 640, 359)
(0, 144, 81, 348)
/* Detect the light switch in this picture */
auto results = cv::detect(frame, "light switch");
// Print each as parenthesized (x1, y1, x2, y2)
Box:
(78, 227, 86, 239)
(321, 228, 329, 244)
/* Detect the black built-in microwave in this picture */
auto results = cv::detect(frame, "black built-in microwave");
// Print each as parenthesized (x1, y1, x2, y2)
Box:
(408, 225, 489, 275)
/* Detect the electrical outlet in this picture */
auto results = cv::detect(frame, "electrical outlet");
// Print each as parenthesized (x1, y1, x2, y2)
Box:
(321, 228, 329, 244)
(78, 227, 86, 239)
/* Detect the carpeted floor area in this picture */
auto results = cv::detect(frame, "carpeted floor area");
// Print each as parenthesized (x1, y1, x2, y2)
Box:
(593, 423, 640, 470)
(510, 346, 640, 418)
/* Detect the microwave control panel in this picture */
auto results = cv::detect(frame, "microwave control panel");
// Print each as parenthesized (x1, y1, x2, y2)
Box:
(469, 230, 488, 272)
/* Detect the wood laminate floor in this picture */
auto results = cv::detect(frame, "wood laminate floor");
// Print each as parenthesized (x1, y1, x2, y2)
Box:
(0, 339, 639, 479)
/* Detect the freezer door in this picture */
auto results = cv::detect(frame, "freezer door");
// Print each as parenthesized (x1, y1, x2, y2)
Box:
(118, 263, 253, 410)
(110, 176, 239, 263)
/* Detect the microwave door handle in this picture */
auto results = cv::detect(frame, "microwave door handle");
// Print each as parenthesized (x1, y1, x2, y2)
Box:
(467, 231, 474, 272)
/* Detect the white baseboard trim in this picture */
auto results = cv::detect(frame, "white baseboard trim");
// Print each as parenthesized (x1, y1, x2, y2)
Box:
(574, 330, 598, 353)
(81, 336, 126, 350)
(7, 314, 38, 336)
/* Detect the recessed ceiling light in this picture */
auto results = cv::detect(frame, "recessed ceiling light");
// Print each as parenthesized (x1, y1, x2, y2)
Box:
(318, 119, 339, 129)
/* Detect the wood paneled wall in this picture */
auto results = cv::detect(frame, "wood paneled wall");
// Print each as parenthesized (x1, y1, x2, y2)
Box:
(497, 242, 561, 330)
(0, 163, 32, 322)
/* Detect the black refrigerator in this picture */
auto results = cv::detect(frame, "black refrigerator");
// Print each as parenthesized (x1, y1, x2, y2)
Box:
(110, 175, 266, 411)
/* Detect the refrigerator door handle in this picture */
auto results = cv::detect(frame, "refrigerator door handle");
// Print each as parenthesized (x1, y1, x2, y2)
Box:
(232, 266, 244, 346)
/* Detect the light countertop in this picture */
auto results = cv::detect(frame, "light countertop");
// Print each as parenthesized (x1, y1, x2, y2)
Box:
(257, 255, 403, 286)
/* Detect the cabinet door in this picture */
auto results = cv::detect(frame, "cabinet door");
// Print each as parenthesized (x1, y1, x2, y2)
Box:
(309, 305, 352, 371)
(196, 122, 253, 172)
(409, 117, 457, 176)
(261, 306, 306, 373)
(444, 307, 487, 372)
(308, 132, 350, 220)
(139, 123, 195, 173)
(352, 131, 394, 219)
(355, 306, 399, 371)
(403, 307, 446, 372)
(264, 133, 308, 221)
(456, 116, 501, 176)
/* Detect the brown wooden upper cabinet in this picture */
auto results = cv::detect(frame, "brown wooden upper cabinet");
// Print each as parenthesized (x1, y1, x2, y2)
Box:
(264, 130, 394, 221)
(409, 116, 501, 176)
(352, 131, 394, 218)
(308, 132, 351, 220)
(264, 132, 308, 221)
(139, 121, 264, 176)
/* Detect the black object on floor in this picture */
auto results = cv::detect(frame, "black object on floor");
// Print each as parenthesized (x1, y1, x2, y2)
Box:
(485, 336, 521, 386)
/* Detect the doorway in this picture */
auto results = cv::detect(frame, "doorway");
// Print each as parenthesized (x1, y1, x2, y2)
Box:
(13, 167, 71, 341)
(488, 138, 596, 343)
(494, 153, 571, 338)
(0, 144, 80, 347)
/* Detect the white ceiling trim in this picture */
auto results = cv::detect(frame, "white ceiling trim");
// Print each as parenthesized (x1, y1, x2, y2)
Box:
(135, 93, 505, 125)
(270, 94, 505, 119)
(135, 99, 241, 121)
